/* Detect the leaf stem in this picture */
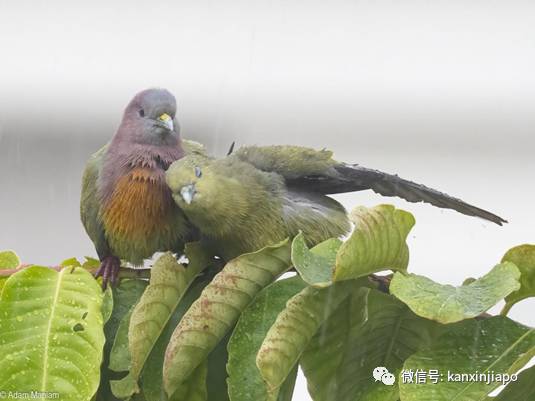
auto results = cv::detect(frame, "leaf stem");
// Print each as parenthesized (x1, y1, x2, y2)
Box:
(500, 302, 513, 316)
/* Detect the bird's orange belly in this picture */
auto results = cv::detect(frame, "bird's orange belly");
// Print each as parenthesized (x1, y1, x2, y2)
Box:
(102, 168, 186, 263)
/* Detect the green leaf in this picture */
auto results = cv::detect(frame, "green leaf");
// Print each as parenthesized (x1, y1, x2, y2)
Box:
(109, 306, 135, 372)
(0, 266, 105, 401)
(501, 244, 535, 314)
(334, 205, 415, 281)
(102, 286, 114, 324)
(227, 276, 307, 401)
(83, 256, 101, 269)
(99, 279, 147, 401)
(0, 250, 20, 268)
(400, 317, 535, 401)
(301, 289, 443, 401)
(490, 365, 535, 401)
(163, 239, 292, 398)
(113, 246, 211, 398)
(169, 362, 208, 401)
(141, 277, 211, 401)
(390, 262, 521, 324)
(60, 257, 82, 267)
(256, 281, 355, 399)
(291, 232, 341, 287)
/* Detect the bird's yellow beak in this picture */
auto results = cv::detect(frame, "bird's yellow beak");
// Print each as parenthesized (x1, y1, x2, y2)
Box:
(158, 113, 174, 131)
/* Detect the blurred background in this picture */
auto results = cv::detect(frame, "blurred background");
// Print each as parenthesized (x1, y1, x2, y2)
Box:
(0, 1, 534, 398)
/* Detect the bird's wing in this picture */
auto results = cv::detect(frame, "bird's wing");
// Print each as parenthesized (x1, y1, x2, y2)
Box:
(234, 145, 507, 225)
(183, 139, 208, 156)
(80, 144, 110, 259)
(233, 145, 338, 179)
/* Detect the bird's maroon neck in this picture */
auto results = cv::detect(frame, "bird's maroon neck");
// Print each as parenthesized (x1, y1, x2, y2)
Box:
(98, 138, 184, 204)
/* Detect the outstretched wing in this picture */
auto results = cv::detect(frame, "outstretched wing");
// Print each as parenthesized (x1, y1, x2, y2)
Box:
(234, 145, 507, 225)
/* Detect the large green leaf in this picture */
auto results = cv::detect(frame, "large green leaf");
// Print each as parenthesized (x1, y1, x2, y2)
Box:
(400, 317, 535, 401)
(0, 250, 20, 268)
(301, 289, 443, 401)
(501, 244, 535, 314)
(390, 262, 520, 324)
(98, 279, 147, 401)
(112, 246, 211, 397)
(291, 233, 341, 287)
(0, 266, 105, 401)
(141, 277, 211, 401)
(333, 205, 415, 281)
(169, 362, 208, 401)
(163, 240, 292, 398)
(227, 276, 307, 401)
(256, 281, 356, 399)
(490, 365, 535, 401)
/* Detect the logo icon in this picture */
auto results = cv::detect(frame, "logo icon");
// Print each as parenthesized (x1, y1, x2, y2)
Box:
(373, 366, 396, 386)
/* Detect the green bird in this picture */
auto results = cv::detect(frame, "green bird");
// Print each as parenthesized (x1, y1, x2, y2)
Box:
(81, 88, 204, 287)
(165, 146, 506, 259)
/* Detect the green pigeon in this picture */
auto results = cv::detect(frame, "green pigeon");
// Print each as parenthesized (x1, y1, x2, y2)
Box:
(80, 88, 204, 287)
(165, 146, 506, 259)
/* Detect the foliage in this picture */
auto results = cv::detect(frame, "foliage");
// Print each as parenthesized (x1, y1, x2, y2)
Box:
(1, 204, 535, 401)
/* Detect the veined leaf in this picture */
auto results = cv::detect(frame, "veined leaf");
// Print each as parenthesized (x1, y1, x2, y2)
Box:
(334, 205, 415, 281)
(400, 317, 535, 401)
(169, 362, 208, 401)
(291, 232, 340, 287)
(113, 246, 211, 397)
(390, 262, 520, 324)
(141, 277, 211, 401)
(490, 365, 535, 401)
(256, 280, 355, 399)
(0, 266, 105, 401)
(0, 249, 20, 268)
(99, 279, 147, 401)
(227, 276, 307, 401)
(501, 244, 535, 314)
(163, 240, 292, 398)
(301, 289, 443, 401)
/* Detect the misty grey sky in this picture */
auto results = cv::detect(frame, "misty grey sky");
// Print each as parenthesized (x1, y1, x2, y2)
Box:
(0, 2, 534, 396)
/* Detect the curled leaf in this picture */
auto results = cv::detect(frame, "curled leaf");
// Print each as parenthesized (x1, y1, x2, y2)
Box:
(256, 281, 355, 398)
(390, 262, 521, 324)
(334, 205, 415, 281)
(163, 240, 292, 397)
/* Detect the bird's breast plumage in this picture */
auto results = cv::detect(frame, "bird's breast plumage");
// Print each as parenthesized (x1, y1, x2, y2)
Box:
(101, 166, 187, 264)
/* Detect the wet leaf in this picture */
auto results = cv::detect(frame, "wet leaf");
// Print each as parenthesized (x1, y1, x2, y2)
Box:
(227, 276, 307, 401)
(401, 317, 535, 401)
(291, 232, 340, 287)
(301, 289, 443, 401)
(501, 244, 535, 314)
(390, 262, 520, 324)
(141, 277, 211, 401)
(257, 281, 356, 399)
(0, 250, 20, 268)
(163, 240, 292, 398)
(0, 266, 105, 401)
(112, 246, 211, 397)
(103, 279, 147, 401)
(490, 365, 535, 401)
(334, 205, 415, 281)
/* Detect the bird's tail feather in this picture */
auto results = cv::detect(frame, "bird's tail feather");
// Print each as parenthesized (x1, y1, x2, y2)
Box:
(331, 164, 507, 226)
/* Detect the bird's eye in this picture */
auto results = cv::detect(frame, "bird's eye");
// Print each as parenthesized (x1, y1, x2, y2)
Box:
(139, 109, 145, 117)
(195, 166, 202, 178)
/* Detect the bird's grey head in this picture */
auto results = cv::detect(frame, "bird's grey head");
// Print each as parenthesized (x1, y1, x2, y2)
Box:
(119, 88, 180, 146)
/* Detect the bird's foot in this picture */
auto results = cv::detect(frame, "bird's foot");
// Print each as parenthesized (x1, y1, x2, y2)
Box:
(95, 256, 121, 289)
